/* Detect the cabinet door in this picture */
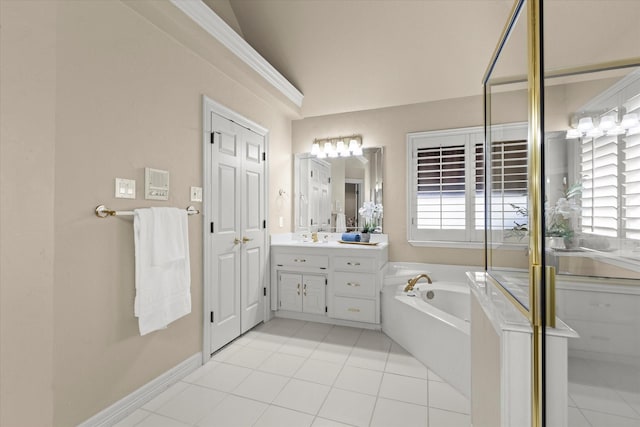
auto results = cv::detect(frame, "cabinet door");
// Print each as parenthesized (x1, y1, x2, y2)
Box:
(303, 274, 326, 315)
(279, 273, 302, 312)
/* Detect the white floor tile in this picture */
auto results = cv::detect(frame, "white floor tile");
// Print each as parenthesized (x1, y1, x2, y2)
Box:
(310, 417, 354, 427)
(619, 390, 640, 417)
(355, 330, 392, 352)
(155, 384, 226, 425)
(197, 394, 267, 427)
(258, 352, 307, 377)
(253, 405, 314, 427)
(429, 369, 445, 382)
(273, 378, 331, 415)
(231, 370, 289, 403)
(370, 397, 428, 427)
(295, 322, 333, 341)
(428, 407, 471, 427)
(210, 343, 240, 362)
(428, 380, 470, 415)
(193, 363, 252, 392)
(333, 365, 383, 396)
(569, 382, 639, 419)
(142, 381, 189, 412)
(310, 342, 353, 365)
(243, 331, 289, 352)
(182, 360, 220, 384)
(112, 409, 152, 427)
(568, 407, 591, 427)
(280, 336, 321, 358)
(323, 325, 362, 346)
(294, 358, 343, 386)
(136, 413, 191, 427)
(346, 347, 389, 372)
(224, 346, 272, 369)
(582, 408, 640, 427)
(385, 343, 429, 379)
(319, 388, 376, 427)
(379, 372, 429, 406)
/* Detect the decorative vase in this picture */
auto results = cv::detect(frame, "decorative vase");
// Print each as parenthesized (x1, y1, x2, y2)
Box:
(563, 235, 579, 250)
(360, 232, 370, 243)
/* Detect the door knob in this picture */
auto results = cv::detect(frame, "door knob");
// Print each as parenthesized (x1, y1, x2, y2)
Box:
(242, 236, 253, 243)
(234, 237, 242, 245)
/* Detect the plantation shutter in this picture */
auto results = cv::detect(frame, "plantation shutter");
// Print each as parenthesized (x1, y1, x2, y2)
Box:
(581, 135, 618, 237)
(416, 144, 466, 231)
(623, 132, 640, 239)
(476, 139, 528, 232)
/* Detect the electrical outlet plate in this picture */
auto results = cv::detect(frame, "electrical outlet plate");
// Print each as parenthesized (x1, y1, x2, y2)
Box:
(115, 178, 136, 199)
(190, 186, 203, 202)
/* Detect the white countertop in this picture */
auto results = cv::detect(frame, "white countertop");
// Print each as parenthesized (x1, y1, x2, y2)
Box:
(270, 232, 388, 250)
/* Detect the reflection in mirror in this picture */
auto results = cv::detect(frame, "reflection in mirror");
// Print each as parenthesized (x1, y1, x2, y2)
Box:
(294, 147, 383, 232)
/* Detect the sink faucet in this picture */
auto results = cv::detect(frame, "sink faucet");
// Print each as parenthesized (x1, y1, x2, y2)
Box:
(403, 273, 433, 292)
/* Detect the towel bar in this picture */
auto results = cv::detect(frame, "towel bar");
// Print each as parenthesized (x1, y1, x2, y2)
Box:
(95, 205, 200, 218)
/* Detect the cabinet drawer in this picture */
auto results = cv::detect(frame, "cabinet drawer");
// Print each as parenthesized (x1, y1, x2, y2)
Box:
(333, 256, 375, 272)
(333, 272, 376, 297)
(332, 296, 376, 323)
(557, 289, 640, 323)
(274, 253, 329, 269)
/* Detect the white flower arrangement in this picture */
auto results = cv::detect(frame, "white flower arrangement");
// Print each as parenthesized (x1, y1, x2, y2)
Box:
(358, 201, 383, 233)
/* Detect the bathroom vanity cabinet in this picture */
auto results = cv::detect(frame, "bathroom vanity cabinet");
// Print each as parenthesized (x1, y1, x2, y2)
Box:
(270, 236, 388, 327)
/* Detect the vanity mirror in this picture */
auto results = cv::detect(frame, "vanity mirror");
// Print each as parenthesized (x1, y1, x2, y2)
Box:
(294, 147, 383, 232)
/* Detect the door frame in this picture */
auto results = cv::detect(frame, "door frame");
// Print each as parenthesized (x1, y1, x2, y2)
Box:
(202, 95, 269, 362)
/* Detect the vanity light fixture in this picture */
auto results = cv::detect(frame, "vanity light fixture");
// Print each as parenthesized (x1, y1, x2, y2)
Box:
(566, 110, 640, 140)
(312, 135, 363, 158)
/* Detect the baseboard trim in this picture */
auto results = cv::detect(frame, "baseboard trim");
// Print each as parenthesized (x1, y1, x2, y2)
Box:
(78, 352, 202, 427)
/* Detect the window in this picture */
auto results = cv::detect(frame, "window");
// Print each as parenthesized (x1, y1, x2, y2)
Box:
(407, 124, 527, 245)
(581, 130, 640, 241)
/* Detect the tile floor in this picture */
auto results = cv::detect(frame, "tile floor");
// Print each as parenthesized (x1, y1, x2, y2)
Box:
(114, 318, 470, 427)
(568, 357, 640, 427)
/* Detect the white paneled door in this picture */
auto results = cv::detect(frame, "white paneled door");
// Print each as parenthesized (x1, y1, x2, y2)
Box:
(207, 108, 266, 355)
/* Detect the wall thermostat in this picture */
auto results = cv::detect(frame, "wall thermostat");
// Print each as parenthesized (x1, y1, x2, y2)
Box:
(145, 167, 169, 200)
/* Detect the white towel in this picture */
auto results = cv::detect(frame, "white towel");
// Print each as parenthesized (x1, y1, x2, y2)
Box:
(134, 207, 191, 336)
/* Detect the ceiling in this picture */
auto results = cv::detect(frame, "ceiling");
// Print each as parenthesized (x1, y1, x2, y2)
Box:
(205, 0, 515, 118)
(204, 1, 640, 119)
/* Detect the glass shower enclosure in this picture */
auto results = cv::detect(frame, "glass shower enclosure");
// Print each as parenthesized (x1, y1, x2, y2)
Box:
(484, 1, 640, 426)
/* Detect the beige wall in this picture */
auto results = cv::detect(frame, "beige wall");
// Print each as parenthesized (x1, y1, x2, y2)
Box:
(293, 94, 530, 266)
(0, 1, 57, 425)
(2, 1, 293, 425)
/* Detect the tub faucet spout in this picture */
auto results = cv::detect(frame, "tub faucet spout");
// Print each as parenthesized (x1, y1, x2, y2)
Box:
(404, 273, 433, 292)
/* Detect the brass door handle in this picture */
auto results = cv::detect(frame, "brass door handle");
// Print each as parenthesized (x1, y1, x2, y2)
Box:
(234, 238, 242, 245)
(297, 283, 301, 295)
(303, 283, 307, 296)
(242, 236, 253, 243)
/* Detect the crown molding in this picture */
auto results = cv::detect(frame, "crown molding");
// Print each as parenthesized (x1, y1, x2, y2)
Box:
(170, 0, 303, 108)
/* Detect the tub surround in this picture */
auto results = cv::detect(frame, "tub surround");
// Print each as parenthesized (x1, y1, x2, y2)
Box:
(467, 272, 578, 427)
(270, 233, 388, 327)
(381, 263, 475, 399)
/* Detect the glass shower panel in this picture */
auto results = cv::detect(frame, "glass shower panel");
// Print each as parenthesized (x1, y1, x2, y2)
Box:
(543, 1, 640, 425)
(484, 1, 531, 311)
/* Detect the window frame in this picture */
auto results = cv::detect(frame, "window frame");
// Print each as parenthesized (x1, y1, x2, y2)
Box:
(407, 123, 527, 247)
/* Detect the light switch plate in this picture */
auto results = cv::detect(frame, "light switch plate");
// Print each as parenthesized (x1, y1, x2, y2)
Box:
(190, 186, 203, 202)
(115, 178, 136, 199)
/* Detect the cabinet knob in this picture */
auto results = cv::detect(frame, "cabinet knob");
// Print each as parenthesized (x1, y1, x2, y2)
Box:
(234, 237, 242, 245)
(242, 236, 253, 243)
(347, 307, 361, 313)
(297, 283, 301, 295)
(346, 282, 361, 287)
(294, 258, 307, 263)
(347, 262, 361, 266)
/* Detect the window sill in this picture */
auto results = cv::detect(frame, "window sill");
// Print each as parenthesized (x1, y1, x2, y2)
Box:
(408, 240, 529, 250)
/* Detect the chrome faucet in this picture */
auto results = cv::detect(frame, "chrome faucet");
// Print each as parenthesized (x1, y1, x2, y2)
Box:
(403, 273, 433, 292)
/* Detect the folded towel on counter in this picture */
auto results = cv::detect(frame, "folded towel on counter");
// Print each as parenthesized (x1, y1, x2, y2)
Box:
(134, 207, 191, 336)
(341, 233, 361, 242)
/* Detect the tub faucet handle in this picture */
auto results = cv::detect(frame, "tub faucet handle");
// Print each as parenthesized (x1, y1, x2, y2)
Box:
(403, 273, 433, 292)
